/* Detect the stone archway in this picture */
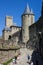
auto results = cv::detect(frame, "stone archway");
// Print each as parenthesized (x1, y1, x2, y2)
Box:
(8, 35, 11, 40)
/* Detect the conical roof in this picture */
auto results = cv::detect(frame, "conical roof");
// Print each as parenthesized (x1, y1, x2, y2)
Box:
(30, 9, 33, 14)
(23, 3, 31, 15)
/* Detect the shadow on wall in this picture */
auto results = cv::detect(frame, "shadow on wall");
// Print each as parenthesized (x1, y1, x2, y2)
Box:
(31, 50, 38, 65)
(31, 50, 43, 65)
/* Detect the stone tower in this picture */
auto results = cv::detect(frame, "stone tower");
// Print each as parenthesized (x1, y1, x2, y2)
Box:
(22, 4, 35, 43)
(5, 16, 13, 28)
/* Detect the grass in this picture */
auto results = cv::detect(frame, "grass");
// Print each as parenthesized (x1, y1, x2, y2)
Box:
(3, 58, 12, 65)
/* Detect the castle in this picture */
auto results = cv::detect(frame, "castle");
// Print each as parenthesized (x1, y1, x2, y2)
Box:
(0, 1, 43, 64)
(1, 0, 43, 50)
(2, 1, 43, 49)
(2, 4, 35, 45)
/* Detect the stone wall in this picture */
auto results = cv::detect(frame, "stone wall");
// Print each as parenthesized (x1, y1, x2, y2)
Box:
(2, 30, 11, 40)
(27, 24, 39, 49)
(0, 49, 20, 64)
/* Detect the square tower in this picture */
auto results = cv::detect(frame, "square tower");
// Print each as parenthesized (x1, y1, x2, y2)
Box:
(5, 16, 13, 28)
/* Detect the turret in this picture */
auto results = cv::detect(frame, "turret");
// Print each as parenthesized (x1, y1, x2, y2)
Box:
(22, 4, 35, 43)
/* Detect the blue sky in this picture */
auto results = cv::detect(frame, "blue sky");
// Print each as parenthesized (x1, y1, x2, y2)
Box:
(0, 0, 42, 36)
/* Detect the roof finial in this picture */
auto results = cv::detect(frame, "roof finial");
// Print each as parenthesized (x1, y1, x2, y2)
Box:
(27, 3, 29, 8)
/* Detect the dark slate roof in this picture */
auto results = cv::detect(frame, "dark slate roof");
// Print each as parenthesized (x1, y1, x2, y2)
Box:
(3, 27, 11, 31)
(23, 4, 30, 15)
(10, 25, 22, 28)
(22, 4, 34, 16)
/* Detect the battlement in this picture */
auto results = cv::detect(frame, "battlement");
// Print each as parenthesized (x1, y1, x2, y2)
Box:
(5, 16, 13, 28)
(6, 16, 13, 19)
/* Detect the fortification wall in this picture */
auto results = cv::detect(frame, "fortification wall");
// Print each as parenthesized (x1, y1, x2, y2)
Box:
(0, 49, 20, 64)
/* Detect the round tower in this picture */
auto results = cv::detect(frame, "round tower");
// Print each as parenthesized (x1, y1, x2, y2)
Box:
(22, 4, 35, 43)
